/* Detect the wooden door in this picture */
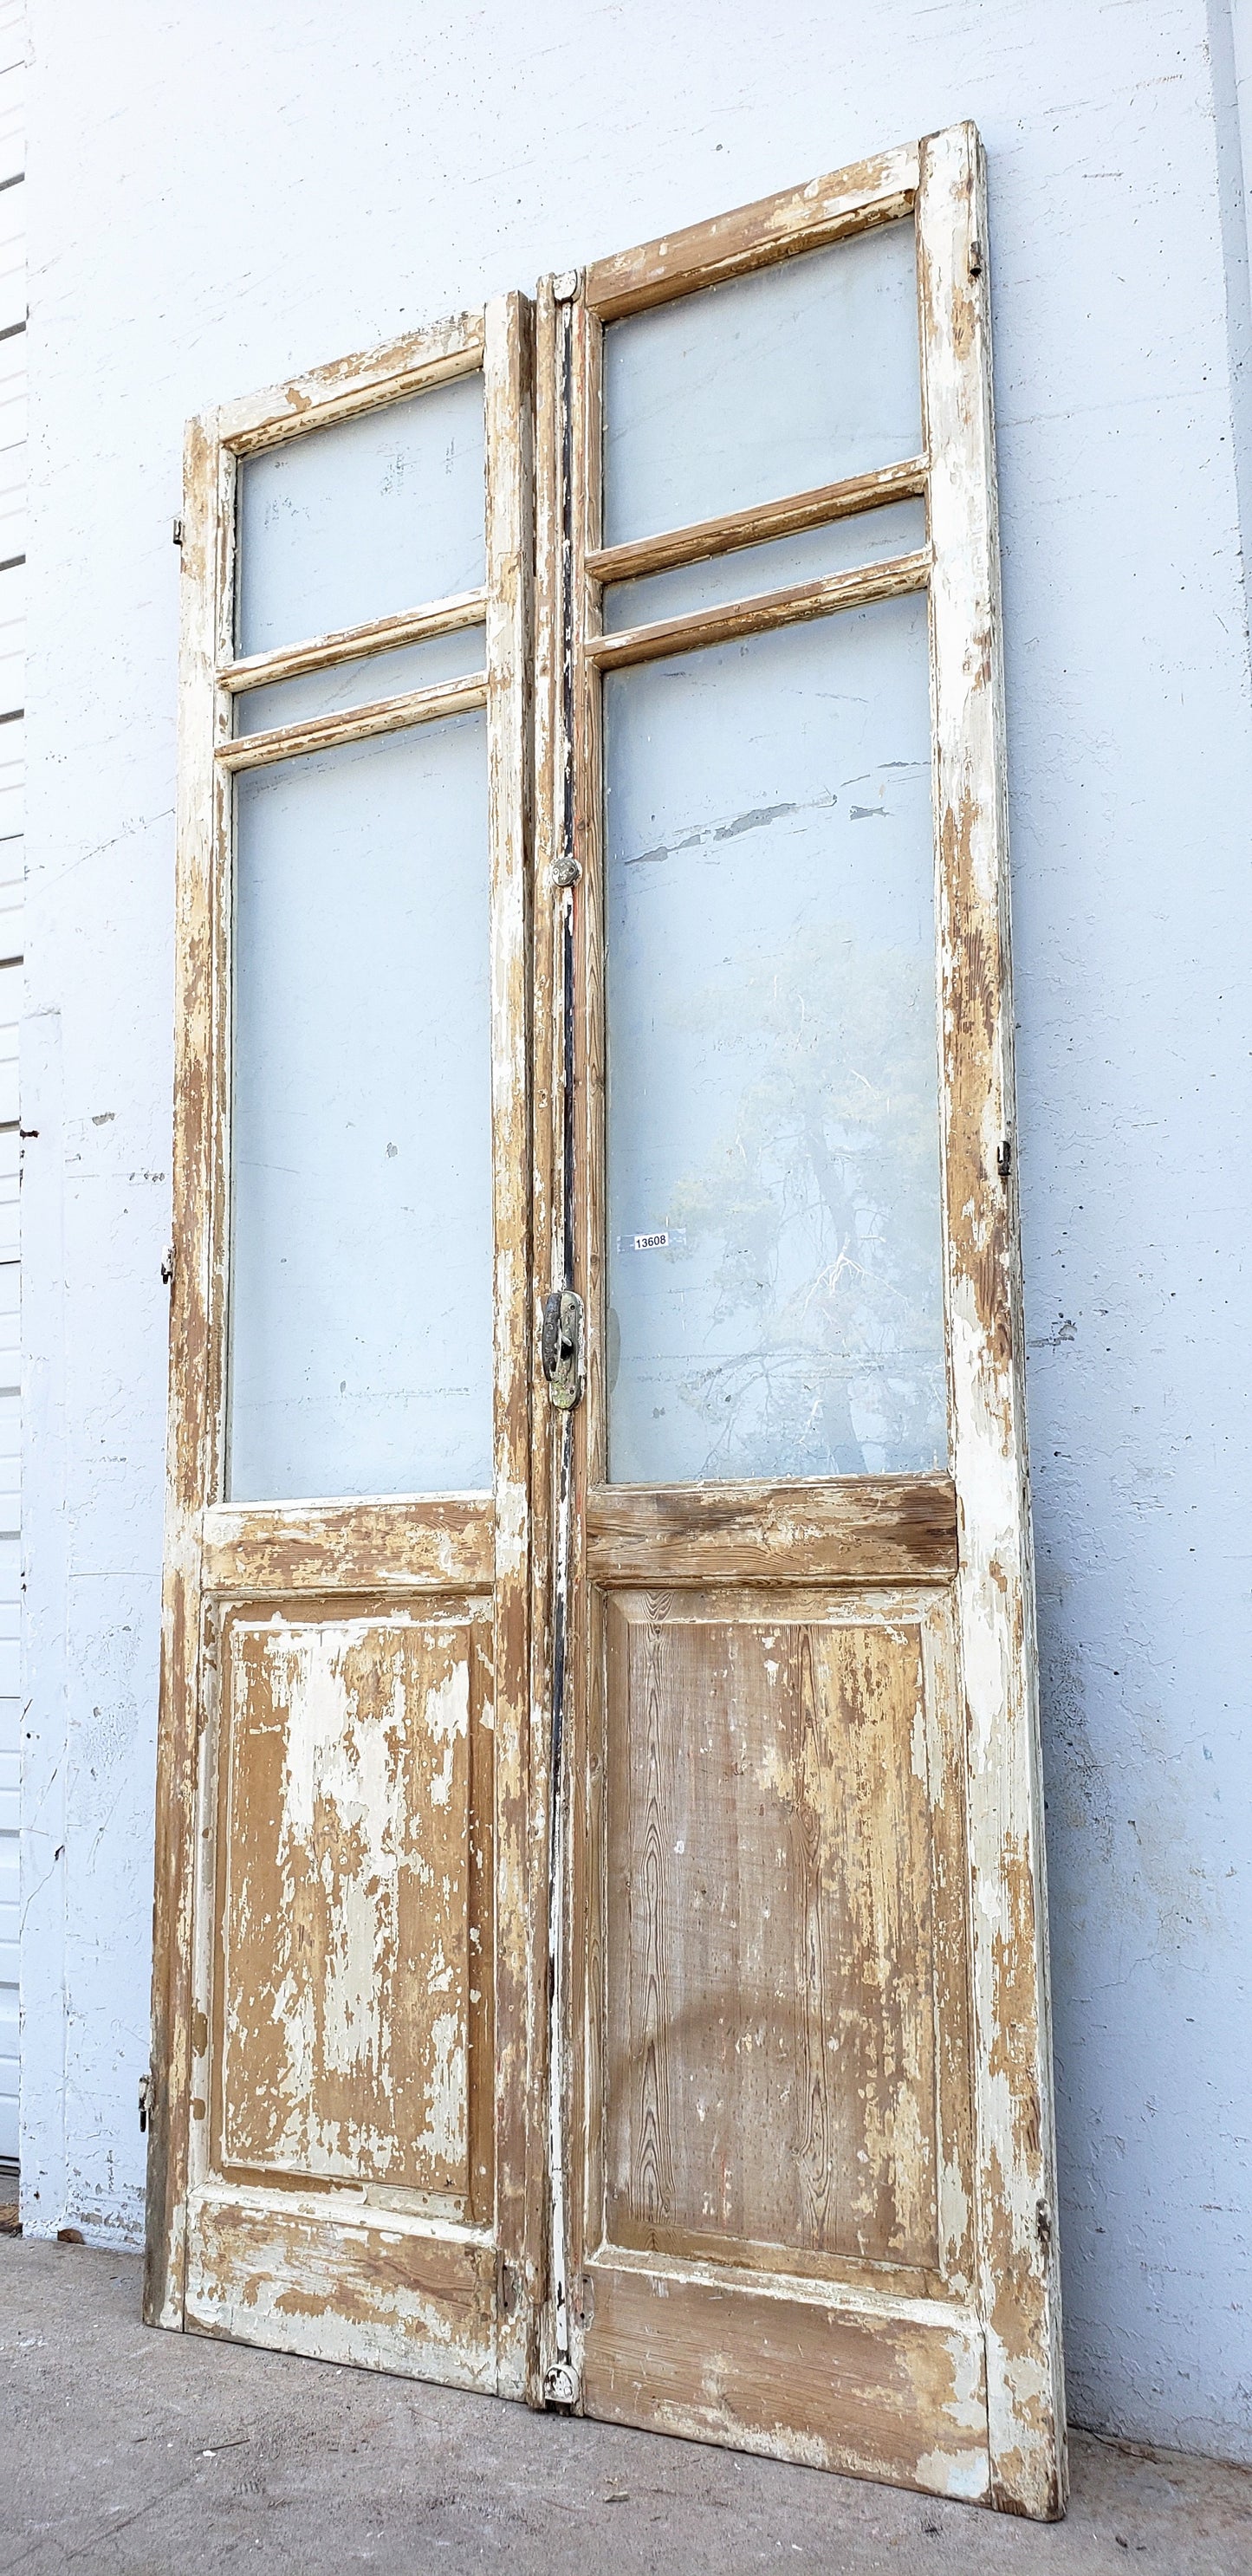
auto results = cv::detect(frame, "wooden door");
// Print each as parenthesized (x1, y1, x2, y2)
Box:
(537, 125, 1067, 2516)
(148, 121, 1063, 2519)
(146, 298, 542, 2398)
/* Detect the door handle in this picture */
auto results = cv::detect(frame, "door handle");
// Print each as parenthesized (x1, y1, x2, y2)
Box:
(541, 1289, 584, 1411)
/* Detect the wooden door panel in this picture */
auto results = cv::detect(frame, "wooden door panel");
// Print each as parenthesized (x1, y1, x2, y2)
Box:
(600, 1589, 972, 2290)
(581, 2267, 989, 2497)
(211, 1600, 492, 2213)
(184, 2195, 499, 2388)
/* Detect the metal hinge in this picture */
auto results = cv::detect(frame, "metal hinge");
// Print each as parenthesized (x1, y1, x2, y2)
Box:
(172, 518, 184, 548)
(996, 1137, 1012, 1181)
(138, 2073, 153, 2134)
(541, 1289, 584, 1411)
(160, 1243, 175, 1287)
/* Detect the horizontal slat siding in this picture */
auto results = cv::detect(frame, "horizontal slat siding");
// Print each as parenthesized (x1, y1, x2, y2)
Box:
(0, 0, 20, 2167)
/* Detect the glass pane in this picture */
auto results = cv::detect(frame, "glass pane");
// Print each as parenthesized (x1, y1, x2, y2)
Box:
(234, 626, 486, 735)
(602, 500, 926, 633)
(237, 373, 485, 656)
(604, 593, 944, 1486)
(603, 222, 920, 548)
(229, 715, 493, 1502)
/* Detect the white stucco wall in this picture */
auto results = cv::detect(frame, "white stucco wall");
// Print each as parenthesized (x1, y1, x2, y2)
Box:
(20, 0, 1252, 2467)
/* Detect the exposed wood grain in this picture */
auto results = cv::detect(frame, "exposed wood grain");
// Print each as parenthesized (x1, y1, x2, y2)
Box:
(918, 121, 1064, 2520)
(482, 290, 537, 2400)
(211, 1606, 487, 2206)
(152, 295, 535, 2413)
(217, 313, 485, 454)
(586, 1476, 957, 1584)
(581, 2264, 989, 2498)
(145, 412, 234, 2333)
(585, 548, 930, 670)
(155, 127, 1061, 2516)
(200, 1498, 493, 1594)
(585, 456, 927, 587)
(584, 143, 920, 319)
(526, 276, 563, 2397)
(185, 2193, 498, 2389)
(217, 669, 487, 771)
(561, 292, 607, 2373)
(219, 588, 488, 695)
(604, 1595, 957, 2278)
(560, 121, 1061, 2522)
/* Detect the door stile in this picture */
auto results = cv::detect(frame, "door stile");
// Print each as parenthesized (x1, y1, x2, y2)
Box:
(917, 122, 1066, 2516)
(530, 277, 606, 2404)
(564, 290, 607, 2394)
(483, 289, 539, 2395)
(146, 415, 235, 2329)
(528, 275, 562, 2398)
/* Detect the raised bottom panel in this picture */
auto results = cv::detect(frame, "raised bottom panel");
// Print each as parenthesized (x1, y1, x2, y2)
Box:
(184, 2192, 500, 2390)
(581, 2266, 990, 2500)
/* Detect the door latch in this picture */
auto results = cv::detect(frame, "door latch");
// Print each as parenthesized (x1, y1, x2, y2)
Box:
(541, 1289, 584, 1411)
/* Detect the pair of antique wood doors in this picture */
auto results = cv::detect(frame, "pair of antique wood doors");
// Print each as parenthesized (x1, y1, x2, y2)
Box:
(146, 124, 1065, 2517)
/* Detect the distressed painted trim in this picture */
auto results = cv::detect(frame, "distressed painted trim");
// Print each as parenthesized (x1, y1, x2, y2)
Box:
(585, 456, 928, 586)
(217, 315, 485, 452)
(583, 143, 920, 317)
(918, 120, 1066, 2519)
(584, 548, 931, 671)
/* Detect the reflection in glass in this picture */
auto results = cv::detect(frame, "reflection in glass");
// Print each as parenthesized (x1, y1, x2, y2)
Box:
(602, 500, 926, 633)
(237, 373, 485, 655)
(603, 222, 920, 547)
(234, 626, 486, 735)
(229, 716, 493, 1502)
(604, 594, 945, 1486)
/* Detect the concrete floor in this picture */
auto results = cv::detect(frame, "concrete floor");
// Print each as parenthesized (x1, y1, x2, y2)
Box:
(2, 2239, 1250, 2574)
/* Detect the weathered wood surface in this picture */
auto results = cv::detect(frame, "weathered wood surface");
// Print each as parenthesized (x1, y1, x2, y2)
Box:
(217, 312, 485, 453)
(482, 290, 539, 2402)
(586, 455, 927, 587)
(603, 1595, 970, 2281)
(553, 118, 1063, 2523)
(152, 122, 1063, 2521)
(918, 120, 1066, 2518)
(220, 587, 488, 695)
(211, 1606, 490, 2211)
(151, 296, 539, 2411)
(185, 2194, 499, 2389)
(583, 142, 920, 318)
(146, 410, 234, 2333)
(581, 2267, 989, 2500)
(200, 1497, 493, 1595)
(585, 548, 930, 671)
(217, 669, 487, 771)
(585, 1476, 957, 1585)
